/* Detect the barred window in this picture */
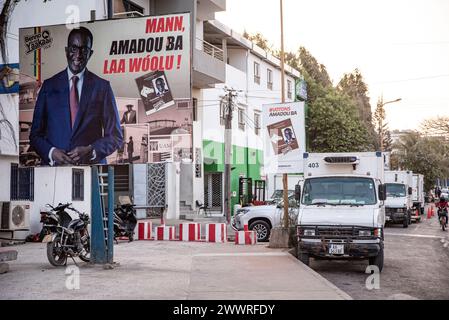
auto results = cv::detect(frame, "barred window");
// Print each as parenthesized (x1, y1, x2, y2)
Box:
(10, 164, 34, 201)
(72, 169, 84, 201)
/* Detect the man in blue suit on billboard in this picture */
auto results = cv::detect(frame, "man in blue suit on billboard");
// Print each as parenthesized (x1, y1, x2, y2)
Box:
(30, 26, 122, 166)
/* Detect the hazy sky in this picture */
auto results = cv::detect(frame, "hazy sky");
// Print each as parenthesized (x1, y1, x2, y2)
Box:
(216, 0, 449, 131)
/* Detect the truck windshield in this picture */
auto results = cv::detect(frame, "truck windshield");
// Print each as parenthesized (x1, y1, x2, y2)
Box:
(302, 177, 377, 206)
(386, 183, 406, 198)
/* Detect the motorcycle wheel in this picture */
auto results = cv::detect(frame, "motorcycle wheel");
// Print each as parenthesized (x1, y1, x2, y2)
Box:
(79, 236, 91, 262)
(47, 236, 67, 267)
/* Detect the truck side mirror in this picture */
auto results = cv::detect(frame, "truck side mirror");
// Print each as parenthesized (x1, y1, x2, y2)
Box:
(295, 185, 301, 202)
(379, 184, 387, 201)
(408, 187, 413, 195)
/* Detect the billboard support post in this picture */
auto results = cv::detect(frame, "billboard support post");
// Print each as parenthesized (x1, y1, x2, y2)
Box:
(269, 0, 290, 248)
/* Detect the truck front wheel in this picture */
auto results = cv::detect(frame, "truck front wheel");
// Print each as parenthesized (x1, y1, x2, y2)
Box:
(297, 248, 310, 266)
(369, 247, 384, 272)
(403, 215, 409, 228)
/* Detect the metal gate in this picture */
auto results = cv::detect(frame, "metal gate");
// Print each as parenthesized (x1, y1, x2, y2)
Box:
(239, 177, 253, 206)
(147, 163, 166, 217)
(204, 173, 223, 211)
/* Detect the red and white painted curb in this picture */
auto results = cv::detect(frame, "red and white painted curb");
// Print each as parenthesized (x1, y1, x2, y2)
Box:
(179, 223, 201, 242)
(205, 223, 227, 243)
(137, 221, 153, 240)
(155, 226, 175, 241)
(235, 230, 257, 245)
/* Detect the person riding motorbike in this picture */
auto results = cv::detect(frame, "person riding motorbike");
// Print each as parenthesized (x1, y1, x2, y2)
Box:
(436, 195, 448, 227)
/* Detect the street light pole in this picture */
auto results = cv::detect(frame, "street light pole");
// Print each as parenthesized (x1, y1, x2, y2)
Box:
(378, 96, 402, 151)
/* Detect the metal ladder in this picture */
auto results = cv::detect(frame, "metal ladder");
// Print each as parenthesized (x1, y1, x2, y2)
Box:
(98, 166, 110, 254)
(91, 166, 114, 264)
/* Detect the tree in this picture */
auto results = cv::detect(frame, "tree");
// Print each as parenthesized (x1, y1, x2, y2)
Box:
(337, 70, 373, 124)
(392, 131, 449, 192)
(242, 31, 273, 52)
(298, 47, 332, 89)
(421, 116, 449, 139)
(307, 87, 372, 152)
(337, 70, 377, 150)
(373, 97, 393, 151)
(382, 125, 393, 151)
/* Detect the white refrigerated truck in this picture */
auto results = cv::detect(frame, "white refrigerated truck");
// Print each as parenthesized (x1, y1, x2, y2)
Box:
(295, 152, 386, 271)
(412, 174, 425, 220)
(384, 170, 414, 227)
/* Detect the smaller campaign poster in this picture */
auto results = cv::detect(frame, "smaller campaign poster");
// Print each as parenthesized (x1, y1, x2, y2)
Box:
(136, 70, 175, 115)
(263, 102, 306, 174)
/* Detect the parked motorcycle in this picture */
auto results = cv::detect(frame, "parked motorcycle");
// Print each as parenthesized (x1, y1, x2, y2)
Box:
(42, 203, 90, 266)
(113, 203, 137, 242)
(40, 203, 73, 238)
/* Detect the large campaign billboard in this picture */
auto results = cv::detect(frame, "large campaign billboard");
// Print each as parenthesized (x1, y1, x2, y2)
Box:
(19, 13, 191, 166)
(263, 102, 306, 174)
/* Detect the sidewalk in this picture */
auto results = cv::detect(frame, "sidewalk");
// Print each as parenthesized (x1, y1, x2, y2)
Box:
(0, 241, 351, 300)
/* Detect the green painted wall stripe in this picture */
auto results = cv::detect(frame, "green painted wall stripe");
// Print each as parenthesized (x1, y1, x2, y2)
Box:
(203, 140, 264, 212)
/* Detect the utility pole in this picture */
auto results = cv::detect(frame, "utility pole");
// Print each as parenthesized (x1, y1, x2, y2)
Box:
(223, 88, 238, 224)
(280, 0, 289, 230)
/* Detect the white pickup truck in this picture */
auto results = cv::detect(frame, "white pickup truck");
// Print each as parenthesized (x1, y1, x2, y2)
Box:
(232, 193, 298, 242)
(295, 152, 386, 272)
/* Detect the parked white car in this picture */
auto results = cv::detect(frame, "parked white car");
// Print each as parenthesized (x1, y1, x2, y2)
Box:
(232, 195, 298, 242)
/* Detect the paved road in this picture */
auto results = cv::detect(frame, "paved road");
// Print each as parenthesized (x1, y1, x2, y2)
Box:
(309, 207, 449, 300)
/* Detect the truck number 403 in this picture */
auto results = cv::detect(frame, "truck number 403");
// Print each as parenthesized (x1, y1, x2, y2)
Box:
(308, 163, 319, 169)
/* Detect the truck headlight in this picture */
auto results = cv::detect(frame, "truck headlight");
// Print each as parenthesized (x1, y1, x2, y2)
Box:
(359, 230, 372, 237)
(303, 229, 316, 236)
(237, 209, 250, 215)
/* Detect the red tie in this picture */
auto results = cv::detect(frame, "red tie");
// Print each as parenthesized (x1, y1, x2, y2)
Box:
(70, 75, 79, 128)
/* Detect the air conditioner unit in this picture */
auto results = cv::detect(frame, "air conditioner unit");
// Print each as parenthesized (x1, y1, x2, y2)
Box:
(0, 201, 31, 230)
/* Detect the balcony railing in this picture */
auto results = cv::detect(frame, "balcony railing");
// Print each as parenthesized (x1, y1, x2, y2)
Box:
(196, 38, 224, 62)
(113, 11, 145, 18)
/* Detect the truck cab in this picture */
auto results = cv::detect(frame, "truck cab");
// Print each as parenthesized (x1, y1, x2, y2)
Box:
(384, 170, 413, 227)
(296, 152, 386, 272)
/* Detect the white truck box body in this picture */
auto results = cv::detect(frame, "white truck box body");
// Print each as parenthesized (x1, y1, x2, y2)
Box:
(412, 174, 424, 204)
(303, 152, 384, 182)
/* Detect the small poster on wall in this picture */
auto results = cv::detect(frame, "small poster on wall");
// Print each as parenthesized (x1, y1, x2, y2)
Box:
(136, 70, 175, 115)
(263, 102, 305, 174)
